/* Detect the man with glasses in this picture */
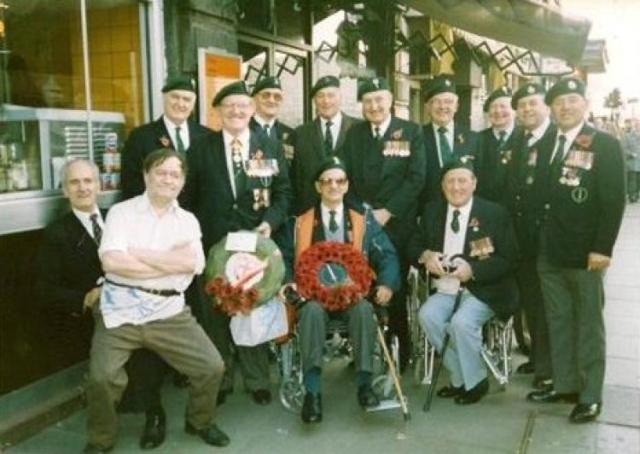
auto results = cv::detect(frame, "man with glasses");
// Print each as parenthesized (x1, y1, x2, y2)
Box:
(421, 75, 478, 205)
(121, 75, 210, 199)
(183, 81, 292, 406)
(280, 157, 400, 423)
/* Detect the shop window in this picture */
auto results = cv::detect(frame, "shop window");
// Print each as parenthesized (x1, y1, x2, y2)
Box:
(239, 40, 269, 92)
(275, 49, 305, 127)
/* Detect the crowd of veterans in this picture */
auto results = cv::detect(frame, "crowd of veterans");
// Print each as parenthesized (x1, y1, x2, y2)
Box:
(36, 71, 627, 453)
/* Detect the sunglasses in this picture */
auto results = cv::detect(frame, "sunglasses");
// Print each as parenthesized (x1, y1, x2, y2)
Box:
(318, 177, 348, 187)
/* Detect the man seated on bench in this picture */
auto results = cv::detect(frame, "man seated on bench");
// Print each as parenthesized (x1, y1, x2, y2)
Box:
(280, 157, 401, 423)
(408, 159, 518, 405)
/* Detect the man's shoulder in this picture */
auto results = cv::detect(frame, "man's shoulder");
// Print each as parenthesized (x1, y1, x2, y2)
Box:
(473, 196, 508, 218)
(390, 116, 421, 134)
(43, 211, 75, 236)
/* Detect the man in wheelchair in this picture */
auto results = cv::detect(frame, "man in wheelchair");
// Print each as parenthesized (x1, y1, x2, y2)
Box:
(409, 159, 518, 405)
(280, 157, 401, 423)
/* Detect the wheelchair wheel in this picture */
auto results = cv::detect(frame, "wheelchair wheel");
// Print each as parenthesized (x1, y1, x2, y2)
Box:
(279, 378, 305, 413)
(371, 334, 400, 400)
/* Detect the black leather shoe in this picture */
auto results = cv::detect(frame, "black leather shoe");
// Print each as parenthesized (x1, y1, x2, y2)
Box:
(82, 444, 113, 454)
(569, 403, 601, 423)
(516, 361, 535, 374)
(301, 392, 322, 423)
(437, 384, 464, 398)
(217, 388, 233, 406)
(527, 387, 578, 403)
(139, 410, 166, 450)
(455, 378, 489, 405)
(357, 385, 380, 408)
(184, 422, 230, 447)
(532, 377, 553, 390)
(251, 388, 272, 405)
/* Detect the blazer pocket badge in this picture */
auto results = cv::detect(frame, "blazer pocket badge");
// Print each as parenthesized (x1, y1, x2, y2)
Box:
(469, 236, 494, 259)
(382, 140, 411, 157)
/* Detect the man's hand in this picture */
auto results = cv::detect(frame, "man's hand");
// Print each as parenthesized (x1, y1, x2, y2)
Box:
(375, 285, 393, 306)
(83, 286, 102, 312)
(255, 221, 272, 238)
(372, 208, 392, 226)
(420, 250, 446, 277)
(587, 252, 611, 271)
(279, 282, 297, 301)
(451, 258, 473, 283)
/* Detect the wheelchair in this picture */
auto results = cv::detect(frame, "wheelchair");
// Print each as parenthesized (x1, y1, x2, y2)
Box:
(273, 301, 409, 418)
(406, 266, 514, 390)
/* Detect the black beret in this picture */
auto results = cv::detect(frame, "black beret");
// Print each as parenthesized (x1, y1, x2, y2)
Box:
(311, 75, 340, 98)
(314, 156, 348, 181)
(212, 81, 250, 107)
(545, 77, 586, 105)
(357, 77, 391, 101)
(511, 83, 546, 109)
(440, 155, 476, 181)
(162, 75, 196, 93)
(483, 86, 513, 112)
(251, 76, 282, 96)
(425, 75, 456, 102)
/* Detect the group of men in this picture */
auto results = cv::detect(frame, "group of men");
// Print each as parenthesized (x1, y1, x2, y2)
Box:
(37, 70, 626, 453)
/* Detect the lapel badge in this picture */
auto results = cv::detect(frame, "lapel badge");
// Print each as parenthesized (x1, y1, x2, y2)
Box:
(159, 135, 171, 148)
(468, 217, 480, 232)
(445, 79, 451, 87)
(391, 129, 403, 140)
(457, 133, 465, 145)
(373, 78, 379, 89)
(568, 80, 577, 90)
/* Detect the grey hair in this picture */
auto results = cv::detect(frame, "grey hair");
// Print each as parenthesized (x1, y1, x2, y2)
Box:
(60, 158, 100, 186)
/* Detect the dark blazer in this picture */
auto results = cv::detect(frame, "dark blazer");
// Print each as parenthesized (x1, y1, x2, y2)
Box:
(475, 126, 520, 204)
(120, 116, 211, 200)
(504, 122, 556, 258)
(182, 129, 292, 254)
(537, 124, 626, 268)
(421, 122, 478, 205)
(250, 117, 296, 146)
(341, 116, 427, 252)
(408, 197, 519, 319)
(290, 113, 359, 214)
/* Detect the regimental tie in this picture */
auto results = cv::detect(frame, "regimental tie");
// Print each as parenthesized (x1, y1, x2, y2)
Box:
(90, 213, 102, 246)
(550, 134, 567, 169)
(328, 209, 339, 233)
(175, 126, 186, 155)
(451, 209, 461, 234)
(374, 126, 382, 141)
(230, 138, 244, 191)
(497, 130, 507, 149)
(438, 126, 453, 165)
(324, 120, 334, 154)
(263, 123, 271, 139)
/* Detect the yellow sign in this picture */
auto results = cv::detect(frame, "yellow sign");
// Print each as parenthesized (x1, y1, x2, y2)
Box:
(198, 49, 242, 131)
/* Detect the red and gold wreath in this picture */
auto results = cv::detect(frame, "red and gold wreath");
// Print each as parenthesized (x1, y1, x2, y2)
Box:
(295, 241, 375, 312)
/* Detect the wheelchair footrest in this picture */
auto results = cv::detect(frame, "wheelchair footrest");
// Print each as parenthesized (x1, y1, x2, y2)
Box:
(365, 399, 403, 412)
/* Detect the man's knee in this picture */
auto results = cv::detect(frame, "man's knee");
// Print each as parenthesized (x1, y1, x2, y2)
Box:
(300, 300, 326, 322)
(450, 312, 481, 337)
(351, 299, 374, 319)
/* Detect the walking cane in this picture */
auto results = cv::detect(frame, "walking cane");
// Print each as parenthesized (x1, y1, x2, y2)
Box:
(423, 284, 465, 412)
(375, 321, 411, 421)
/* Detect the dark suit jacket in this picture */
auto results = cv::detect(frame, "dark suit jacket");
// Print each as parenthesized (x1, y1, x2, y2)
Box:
(250, 117, 296, 145)
(120, 116, 211, 200)
(408, 197, 519, 319)
(341, 116, 427, 252)
(182, 129, 292, 254)
(290, 113, 359, 214)
(421, 122, 478, 205)
(475, 126, 520, 204)
(537, 124, 626, 268)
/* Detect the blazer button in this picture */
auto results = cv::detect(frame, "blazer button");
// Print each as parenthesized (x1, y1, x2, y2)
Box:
(517, 212, 522, 217)
(544, 203, 550, 210)
(232, 203, 238, 210)
(515, 195, 521, 201)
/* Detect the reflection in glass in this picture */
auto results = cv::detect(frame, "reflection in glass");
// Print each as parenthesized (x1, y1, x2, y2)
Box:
(275, 50, 304, 127)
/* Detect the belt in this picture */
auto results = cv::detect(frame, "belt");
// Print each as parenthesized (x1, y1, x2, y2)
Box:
(105, 279, 181, 297)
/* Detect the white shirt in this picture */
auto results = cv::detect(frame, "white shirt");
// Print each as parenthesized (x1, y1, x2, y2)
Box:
(435, 198, 473, 294)
(320, 112, 343, 150)
(527, 116, 551, 146)
(432, 121, 455, 167)
(163, 116, 190, 150)
(72, 207, 103, 240)
(371, 114, 392, 139)
(99, 193, 205, 327)
(493, 123, 514, 142)
(254, 114, 275, 134)
(222, 128, 251, 198)
(321, 202, 344, 232)
(550, 121, 584, 163)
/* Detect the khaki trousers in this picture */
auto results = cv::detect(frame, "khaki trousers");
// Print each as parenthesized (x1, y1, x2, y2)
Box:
(86, 307, 224, 447)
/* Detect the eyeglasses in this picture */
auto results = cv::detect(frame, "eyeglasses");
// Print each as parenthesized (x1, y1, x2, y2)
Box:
(220, 101, 252, 110)
(318, 177, 348, 187)
(258, 91, 283, 102)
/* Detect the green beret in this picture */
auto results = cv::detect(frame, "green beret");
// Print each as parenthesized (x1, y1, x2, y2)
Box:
(440, 155, 476, 181)
(545, 77, 586, 105)
(311, 75, 340, 98)
(425, 75, 456, 102)
(314, 156, 347, 181)
(483, 86, 513, 112)
(251, 76, 282, 96)
(511, 83, 546, 109)
(357, 77, 391, 101)
(212, 81, 250, 107)
(162, 75, 196, 94)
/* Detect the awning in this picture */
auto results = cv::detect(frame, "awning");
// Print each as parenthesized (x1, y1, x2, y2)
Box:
(403, 0, 591, 65)
(579, 39, 608, 74)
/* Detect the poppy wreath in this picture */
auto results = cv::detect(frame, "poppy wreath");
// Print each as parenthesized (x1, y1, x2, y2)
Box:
(204, 233, 285, 316)
(295, 241, 375, 312)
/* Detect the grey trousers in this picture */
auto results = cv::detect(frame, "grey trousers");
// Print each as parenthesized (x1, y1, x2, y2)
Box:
(537, 252, 606, 404)
(86, 307, 224, 448)
(298, 299, 377, 374)
(419, 292, 494, 390)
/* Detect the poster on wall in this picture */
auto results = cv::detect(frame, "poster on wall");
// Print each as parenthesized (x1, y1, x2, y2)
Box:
(198, 48, 242, 131)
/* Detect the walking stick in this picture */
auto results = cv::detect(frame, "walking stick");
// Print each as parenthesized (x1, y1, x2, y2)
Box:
(423, 284, 465, 412)
(375, 321, 411, 421)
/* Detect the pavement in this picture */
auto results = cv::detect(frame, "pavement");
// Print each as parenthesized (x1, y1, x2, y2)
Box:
(6, 204, 640, 454)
